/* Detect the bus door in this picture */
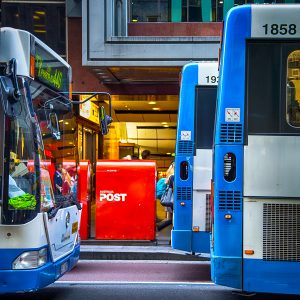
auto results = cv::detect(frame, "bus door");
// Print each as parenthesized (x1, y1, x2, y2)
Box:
(243, 40, 300, 292)
(32, 86, 81, 262)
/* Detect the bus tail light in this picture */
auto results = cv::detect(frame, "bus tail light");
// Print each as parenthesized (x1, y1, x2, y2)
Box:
(30, 55, 35, 78)
(244, 250, 255, 255)
(12, 248, 47, 269)
(69, 82, 73, 99)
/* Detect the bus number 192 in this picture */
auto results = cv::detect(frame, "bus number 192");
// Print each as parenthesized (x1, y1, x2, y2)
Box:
(262, 24, 297, 35)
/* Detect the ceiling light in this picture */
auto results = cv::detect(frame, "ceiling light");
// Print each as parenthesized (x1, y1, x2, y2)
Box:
(161, 122, 168, 125)
(152, 107, 160, 111)
(166, 152, 171, 155)
(148, 101, 156, 105)
(163, 125, 169, 127)
(64, 122, 69, 125)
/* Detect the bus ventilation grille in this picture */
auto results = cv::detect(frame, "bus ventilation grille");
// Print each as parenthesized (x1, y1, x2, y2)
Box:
(218, 191, 241, 210)
(176, 187, 192, 201)
(263, 203, 300, 261)
(177, 141, 193, 155)
(205, 194, 212, 232)
(220, 123, 242, 143)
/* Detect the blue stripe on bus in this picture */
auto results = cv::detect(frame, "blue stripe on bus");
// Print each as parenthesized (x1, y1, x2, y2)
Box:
(212, 5, 251, 291)
(0, 244, 80, 293)
(244, 259, 300, 295)
(172, 63, 199, 252)
(192, 231, 210, 253)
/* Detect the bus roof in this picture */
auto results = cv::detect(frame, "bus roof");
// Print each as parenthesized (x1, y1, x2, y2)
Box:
(0, 27, 71, 92)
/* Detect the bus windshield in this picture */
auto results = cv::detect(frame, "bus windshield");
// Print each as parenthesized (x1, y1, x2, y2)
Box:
(3, 78, 39, 224)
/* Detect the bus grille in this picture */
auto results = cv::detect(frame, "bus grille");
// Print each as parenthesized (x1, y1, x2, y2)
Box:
(263, 203, 300, 261)
(205, 194, 212, 232)
(176, 187, 192, 201)
(218, 191, 241, 210)
(220, 123, 242, 143)
(177, 141, 193, 155)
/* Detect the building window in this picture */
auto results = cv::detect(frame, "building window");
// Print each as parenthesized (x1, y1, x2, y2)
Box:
(129, 0, 300, 23)
(182, 0, 201, 22)
(130, 0, 171, 22)
(1, 2, 66, 56)
(287, 50, 300, 128)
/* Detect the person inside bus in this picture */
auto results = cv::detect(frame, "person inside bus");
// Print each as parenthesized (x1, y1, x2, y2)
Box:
(54, 163, 63, 194)
(61, 168, 71, 195)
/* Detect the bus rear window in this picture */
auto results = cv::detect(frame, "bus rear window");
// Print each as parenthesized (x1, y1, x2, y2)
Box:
(287, 50, 300, 128)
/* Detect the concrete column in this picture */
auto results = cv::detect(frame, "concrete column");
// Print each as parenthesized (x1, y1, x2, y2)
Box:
(114, 0, 128, 36)
(171, 0, 182, 22)
(202, 0, 212, 22)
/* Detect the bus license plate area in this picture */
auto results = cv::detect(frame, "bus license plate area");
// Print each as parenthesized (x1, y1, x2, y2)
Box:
(60, 262, 69, 275)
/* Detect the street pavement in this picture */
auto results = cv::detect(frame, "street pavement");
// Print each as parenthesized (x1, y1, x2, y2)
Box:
(58, 260, 211, 283)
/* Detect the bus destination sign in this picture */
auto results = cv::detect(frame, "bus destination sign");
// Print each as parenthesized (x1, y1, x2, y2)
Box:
(34, 43, 69, 93)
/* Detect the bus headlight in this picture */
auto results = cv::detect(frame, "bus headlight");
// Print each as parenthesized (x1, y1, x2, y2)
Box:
(12, 248, 48, 269)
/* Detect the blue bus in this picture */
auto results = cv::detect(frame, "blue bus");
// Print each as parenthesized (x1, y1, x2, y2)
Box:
(172, 62, 218, 254)
(211, 4, 300, 295)
(0, 28, 110, 293)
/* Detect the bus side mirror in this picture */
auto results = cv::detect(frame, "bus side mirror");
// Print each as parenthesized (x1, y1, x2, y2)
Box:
(99, 106, 113, 135)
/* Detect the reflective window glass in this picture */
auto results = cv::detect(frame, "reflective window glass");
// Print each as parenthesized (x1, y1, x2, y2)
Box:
(287, 50, 300, 128)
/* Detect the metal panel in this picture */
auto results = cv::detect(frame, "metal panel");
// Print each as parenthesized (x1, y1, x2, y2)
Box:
(0, 214, 47, 248)
(192, 191, 211, 231)
(251, 5, 300, 38)
(243, 198, 300, 261)
(263, 203, 300, 261)
(244, 135, 300, 197)
(193, 149, 212, 190)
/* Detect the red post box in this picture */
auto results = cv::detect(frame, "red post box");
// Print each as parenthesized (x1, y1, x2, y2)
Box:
(95, 160, 156, 240)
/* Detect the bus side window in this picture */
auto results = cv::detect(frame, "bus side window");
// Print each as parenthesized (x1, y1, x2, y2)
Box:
(224, 153, 236, 182)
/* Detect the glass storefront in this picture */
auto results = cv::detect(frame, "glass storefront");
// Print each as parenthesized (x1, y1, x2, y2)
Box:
(129, 0, 300, 23)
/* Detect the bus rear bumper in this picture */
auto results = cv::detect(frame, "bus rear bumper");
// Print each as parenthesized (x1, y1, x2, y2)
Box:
(244, 259, 300, 295)
(0, 244, 80, 294)
(171, 229, 192, 252)
(211, 255, 242, 289)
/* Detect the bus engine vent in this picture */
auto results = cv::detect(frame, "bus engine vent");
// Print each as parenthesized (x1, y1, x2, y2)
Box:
(220, 123, 242, 143)
(177, 141, 193, 155)
(176, 187, 192, 201)
(263, 203, 300, 261)
(218, 191, 241, 210)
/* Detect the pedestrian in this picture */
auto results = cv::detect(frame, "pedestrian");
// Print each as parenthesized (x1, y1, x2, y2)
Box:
(141, 149, 151, 159)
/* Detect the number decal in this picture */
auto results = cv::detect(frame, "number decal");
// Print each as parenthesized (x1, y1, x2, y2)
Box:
(206, 75, 219, 84)
(262, 24, 297, 35)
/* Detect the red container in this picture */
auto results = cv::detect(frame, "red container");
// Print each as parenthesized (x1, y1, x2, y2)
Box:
(95, 160, 156, 240)
(77, 161, 91, 240)
(63, 160, 91, 240)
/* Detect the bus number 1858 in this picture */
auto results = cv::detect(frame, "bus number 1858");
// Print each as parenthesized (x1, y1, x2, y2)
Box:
(262, 24, 297, 35)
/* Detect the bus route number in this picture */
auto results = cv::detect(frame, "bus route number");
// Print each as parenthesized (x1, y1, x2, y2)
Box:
(206, 75, 219, 84)
(262, 24, 297, 36)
